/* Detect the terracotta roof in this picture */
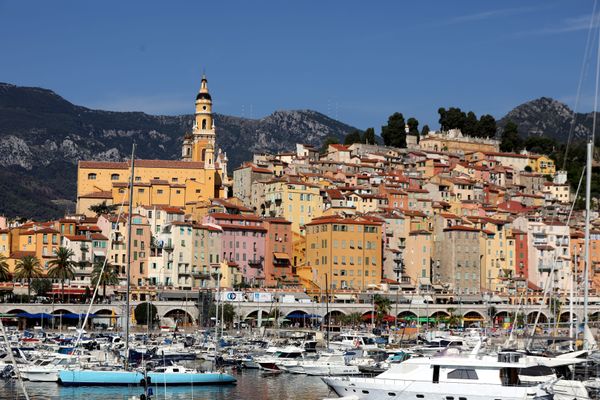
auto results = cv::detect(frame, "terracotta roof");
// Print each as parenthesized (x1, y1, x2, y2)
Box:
(443, 225, 479, 232)
(10, 251, 36, 259)
(329, 144, 350, 151)
(219, 224, 267, 232)
(65, 235, 90, 242)
(20, 228, 59, 235)
(79, 160, 207, 169)
(79, 190, 113, 199)
(90, 233, 109, 240)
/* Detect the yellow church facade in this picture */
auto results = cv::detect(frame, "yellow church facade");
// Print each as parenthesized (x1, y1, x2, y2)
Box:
(76, 76, 228, 217)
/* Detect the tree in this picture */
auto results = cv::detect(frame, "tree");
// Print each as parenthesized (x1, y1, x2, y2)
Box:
(134, 302, 158, 326)
(463, 111, 478, 137)
(342, 312, 363, 326)
(31, 278, 52, 297)
(373, 294, 392, 326)
(362, 127, 376, 144)
(344, 130, 362, 145)
(89, 201, 117, 216)
(320, 136, 340, 153)
(500, 121, 524, 152)
(14, 255, 43, 298)
(381, 112, 406, 148)
(439, 107, 466, 131)
(446, 307, 462, 327)
(47, 247, 77, 302)
(209, 303, 236, 325)
(478, 114, 497, 138)
(525, 136, 557, 155)
(91, 260, 120, 299)
(0, 255, 10, 282)
(549, 298, 561, 323)
(406, 117, 419, 135)
(420, 124, 430, 137)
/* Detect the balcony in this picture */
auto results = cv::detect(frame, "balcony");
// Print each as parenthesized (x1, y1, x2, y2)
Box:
(393, 265, 405, 274)
(80, 244, 89, 252)
(248, 257, 264, 269)
(192, 268, 211, 279)
(163, 243, 174, 252)
(400, 276, 411, 284)
(538, 265, 552, 273)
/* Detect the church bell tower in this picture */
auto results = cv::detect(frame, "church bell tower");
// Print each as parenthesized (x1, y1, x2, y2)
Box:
(185, 74, 216, 169)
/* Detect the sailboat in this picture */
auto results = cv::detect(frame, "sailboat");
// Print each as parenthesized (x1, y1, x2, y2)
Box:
(58, 145, 236, 387)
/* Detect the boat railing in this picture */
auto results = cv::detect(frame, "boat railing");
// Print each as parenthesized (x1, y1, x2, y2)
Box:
(336, 375, 541, 388)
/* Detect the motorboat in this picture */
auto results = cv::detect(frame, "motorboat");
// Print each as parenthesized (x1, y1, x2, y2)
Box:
(322, 352, 566, 400)
(255, 346, 305, 372)
(294, 352, 360, 376)
(328, 332, 379, 351)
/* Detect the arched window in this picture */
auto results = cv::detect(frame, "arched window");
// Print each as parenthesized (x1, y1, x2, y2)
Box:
(186, 147, 191, 156)
(202, 119, 207, 130)
(201, 149, 206, 162)
(88, 173, 97, 180)
(111, 173, 120, 180)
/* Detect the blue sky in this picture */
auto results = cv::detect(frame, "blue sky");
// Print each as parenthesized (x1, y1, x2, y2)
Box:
(0, 1, 598, 130)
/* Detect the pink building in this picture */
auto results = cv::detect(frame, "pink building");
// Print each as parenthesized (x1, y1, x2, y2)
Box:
(203, 213, 266, 286)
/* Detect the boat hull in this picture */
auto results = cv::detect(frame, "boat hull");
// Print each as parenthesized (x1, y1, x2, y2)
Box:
(59, 370, 236, 386)
(322, 377, 551, 400)
(21, 371, 59, 382)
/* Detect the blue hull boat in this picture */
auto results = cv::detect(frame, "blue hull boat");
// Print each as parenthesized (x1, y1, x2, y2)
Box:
(59, 368, 236, 386)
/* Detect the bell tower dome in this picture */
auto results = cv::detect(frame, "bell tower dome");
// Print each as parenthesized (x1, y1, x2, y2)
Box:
(187, 74, 216, 168)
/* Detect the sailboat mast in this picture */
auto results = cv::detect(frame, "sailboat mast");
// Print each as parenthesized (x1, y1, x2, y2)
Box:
(125, 144, 136, 364)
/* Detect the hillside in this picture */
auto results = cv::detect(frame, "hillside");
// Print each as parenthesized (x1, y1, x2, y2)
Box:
(0, 83, 356, 219)
(498, 96, 595, 142)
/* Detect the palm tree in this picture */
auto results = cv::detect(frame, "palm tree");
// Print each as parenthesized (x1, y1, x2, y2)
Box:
(14, 255, 42, 299)
(373, 294, 392, 326)
(0, 255, 10, 282)
(47, 247, 77, 302)
(91, 260, 120, 299)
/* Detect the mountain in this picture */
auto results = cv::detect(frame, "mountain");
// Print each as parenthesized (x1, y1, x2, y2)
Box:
(499, 96, 594, 142)
(0, 82, 357, 219)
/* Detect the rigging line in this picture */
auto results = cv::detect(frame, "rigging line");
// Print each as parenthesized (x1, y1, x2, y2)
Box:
(594, 7, 600, 145)
(527, 167, 585, 347)
(563, 0, 598, 169)
(72, 171, 130, 352)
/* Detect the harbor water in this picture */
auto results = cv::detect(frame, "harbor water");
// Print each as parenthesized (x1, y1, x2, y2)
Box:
(0, 368, 331, 400)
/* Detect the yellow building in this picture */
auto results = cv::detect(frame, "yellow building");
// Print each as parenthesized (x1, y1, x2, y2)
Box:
(76, 75, 227, 217)
(305, 215, 383, 291)
(258, 177, 323, 234)
(527, 155, 556, 174)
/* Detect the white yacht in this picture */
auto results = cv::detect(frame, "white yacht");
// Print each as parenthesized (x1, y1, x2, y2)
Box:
(300, 353, 360, 376)
(284, 352, 359, 376)
(255, 346, 305, 372)
(322, 352, 570, 400)
(329, 332, 379, 351)
(20, 354, 96, 382)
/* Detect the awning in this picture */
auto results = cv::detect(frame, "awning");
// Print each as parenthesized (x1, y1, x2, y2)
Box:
(50, 288, 88, 295)
(57, 313, 96, 319)
(93, 251, 105, 257)
(334, 294, 355, 301)
(273, 252, 290, 260)
(16, 313, 54, 319)
(287, 313, 321, 319)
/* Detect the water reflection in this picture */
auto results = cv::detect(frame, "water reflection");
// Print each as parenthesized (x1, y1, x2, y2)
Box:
(2, 369, 331, 400)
